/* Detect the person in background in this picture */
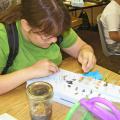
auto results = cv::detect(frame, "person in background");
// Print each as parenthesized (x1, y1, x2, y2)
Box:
(0, 0, 96, 95)
(100, 0, 120, 53)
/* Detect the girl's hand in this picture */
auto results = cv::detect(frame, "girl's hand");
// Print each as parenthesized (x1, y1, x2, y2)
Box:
(78, 49, 96, 73)
(29, 59, 59, 78)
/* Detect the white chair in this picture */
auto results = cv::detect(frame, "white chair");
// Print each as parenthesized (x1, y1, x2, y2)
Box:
(97, 14, 120, 56)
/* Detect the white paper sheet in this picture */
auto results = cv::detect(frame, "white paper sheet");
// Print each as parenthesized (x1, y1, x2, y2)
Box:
(0, 113, 17, 120)
(27, 69, 120, 107)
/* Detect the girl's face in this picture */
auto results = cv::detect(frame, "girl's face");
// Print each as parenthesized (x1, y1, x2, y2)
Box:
(28, 29, 57, 48)
(21, 19, 57, 48)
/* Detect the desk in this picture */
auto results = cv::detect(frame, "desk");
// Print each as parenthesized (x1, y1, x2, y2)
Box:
(64, 1, 108, 26)
(64, 1, 108, 10)
(0, 57, 120, 120)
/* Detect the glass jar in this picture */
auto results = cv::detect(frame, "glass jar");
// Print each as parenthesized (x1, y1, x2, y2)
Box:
(26, 82, 53, 120)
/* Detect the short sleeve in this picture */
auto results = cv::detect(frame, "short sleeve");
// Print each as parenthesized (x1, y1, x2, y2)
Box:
(0, 47, 6, 72)
(0, 23, 8, 72)
(60, 28, 78, 48)
(105, 13, 120, 31)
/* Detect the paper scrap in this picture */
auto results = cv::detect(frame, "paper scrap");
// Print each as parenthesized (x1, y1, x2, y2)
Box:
(82, 71, 103, 80)
(0, 113, 17, 120)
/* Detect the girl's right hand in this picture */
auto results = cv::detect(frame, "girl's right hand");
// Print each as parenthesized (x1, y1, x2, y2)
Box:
(29, 59, 59, 78)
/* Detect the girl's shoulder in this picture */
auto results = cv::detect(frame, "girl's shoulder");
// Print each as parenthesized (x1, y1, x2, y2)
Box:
(0, 23, 6, 30)
(0, 22, 8, 46)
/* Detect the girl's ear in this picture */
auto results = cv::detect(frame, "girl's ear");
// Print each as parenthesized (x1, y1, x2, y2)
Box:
(20, 19, 32, 32)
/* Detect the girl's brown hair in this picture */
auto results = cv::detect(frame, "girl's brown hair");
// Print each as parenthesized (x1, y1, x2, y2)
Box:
(21, 0, 71, 36)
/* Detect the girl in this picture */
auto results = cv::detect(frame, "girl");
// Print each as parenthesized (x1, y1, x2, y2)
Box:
(0, 0, 96, 94)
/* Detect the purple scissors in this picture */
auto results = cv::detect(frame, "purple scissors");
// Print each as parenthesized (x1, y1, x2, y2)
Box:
(80, 97, 120, 120)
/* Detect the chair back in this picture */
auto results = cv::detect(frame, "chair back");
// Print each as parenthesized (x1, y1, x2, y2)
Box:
(97, 14, 113, 56)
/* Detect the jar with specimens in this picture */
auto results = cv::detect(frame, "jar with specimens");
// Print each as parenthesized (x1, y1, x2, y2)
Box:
(26, 82, 53, 120)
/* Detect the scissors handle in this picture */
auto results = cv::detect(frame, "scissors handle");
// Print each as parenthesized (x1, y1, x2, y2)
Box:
(80, 97, 120, 120)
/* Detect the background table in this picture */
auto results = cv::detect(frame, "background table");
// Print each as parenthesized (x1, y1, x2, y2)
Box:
(0, 57, 120, 120)
(64, 1, 108, 27)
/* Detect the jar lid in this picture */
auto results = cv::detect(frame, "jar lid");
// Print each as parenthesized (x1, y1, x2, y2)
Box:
(26, 82, 53, 101)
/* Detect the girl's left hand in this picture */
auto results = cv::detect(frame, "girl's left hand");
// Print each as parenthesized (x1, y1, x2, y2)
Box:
(78, 49, 96, 73)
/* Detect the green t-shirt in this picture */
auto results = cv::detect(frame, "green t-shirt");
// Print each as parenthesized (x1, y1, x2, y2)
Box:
(0, 21, 78, 73)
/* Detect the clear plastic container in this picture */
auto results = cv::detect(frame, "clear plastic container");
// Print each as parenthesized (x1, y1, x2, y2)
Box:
(70, 105, 98, 120)
(65, 97, 120, 120)
(26, 82, 53, 120)
(65, 101, 98, 120)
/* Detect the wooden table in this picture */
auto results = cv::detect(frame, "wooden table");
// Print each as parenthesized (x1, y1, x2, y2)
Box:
(64, 1, 108, 10)
(64, 1, 108, 27)
(0, 57, 120, 120)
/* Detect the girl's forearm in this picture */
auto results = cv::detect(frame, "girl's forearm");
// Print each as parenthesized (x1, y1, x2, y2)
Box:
(0, 67, 35, 95)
